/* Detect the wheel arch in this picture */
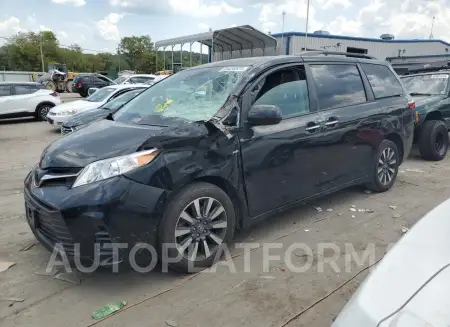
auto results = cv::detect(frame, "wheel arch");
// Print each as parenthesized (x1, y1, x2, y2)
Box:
(386, 133, 404, 164)
(424, 110, 443, 121)
(35, 101, 55, 114)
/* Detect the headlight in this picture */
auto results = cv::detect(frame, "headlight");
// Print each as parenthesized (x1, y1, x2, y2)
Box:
(72, 149, 159, 188)
(56, 109, 77, 116)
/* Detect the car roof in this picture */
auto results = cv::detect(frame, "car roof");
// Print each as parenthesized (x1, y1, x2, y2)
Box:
(186, 54, 387, 72)
(0, 82, 42, 85)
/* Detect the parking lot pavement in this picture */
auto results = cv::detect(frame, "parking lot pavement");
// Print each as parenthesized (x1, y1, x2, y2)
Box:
(0, 117, 449, 327)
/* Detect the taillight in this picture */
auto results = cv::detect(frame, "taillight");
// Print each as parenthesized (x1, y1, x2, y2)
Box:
(408, 100, 415, 111)
(50, 91, 58, 97)
(77, 82, 82, 88)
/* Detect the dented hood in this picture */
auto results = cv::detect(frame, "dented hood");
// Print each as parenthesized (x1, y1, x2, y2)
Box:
(39, 119, 210, 168)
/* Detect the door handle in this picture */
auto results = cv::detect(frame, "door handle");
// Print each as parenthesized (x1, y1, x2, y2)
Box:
(324, 117, 339, 128)
(305, 122, 321, 132)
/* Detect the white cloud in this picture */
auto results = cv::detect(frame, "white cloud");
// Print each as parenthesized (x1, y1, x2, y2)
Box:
(52, 0, 86, 6)
(198, 23, 210, 30)
(57, 31, 69, 39)
(39, 25, 52, 32)
(0, 17, 25, 35)
(95, 13, 124, 42)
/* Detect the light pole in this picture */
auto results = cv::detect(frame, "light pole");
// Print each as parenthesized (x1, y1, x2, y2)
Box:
(281, 10, 286, 55)
(305, 0, 310, 51)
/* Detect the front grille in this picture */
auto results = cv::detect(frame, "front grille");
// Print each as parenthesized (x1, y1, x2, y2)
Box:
(61, 125, 74, 135)
(34, 167, 82, 188)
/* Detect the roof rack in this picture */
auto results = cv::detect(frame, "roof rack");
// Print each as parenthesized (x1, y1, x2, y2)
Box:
(299, 51, 377, 60)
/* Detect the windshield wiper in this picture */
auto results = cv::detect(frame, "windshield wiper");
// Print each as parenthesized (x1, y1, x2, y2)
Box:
(410, 92, 433, 96)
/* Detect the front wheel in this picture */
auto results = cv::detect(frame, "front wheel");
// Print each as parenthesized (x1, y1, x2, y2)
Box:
(159, 182, 236, 273)
(365, 139, 399, 192)
(36, 103, 54, 121)
(418, 120, 448, 161)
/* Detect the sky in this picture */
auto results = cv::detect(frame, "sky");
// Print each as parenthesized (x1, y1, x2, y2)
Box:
(1, 0, 449, 54)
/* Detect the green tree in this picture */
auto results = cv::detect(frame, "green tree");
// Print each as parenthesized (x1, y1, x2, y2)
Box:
(118, 35, 154, 71)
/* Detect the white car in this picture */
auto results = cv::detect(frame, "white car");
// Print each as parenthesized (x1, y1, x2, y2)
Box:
(87, 74, 156, 96)
(46, 84, 148, 127)
(0, 82, 61, 121)
(332, 197, 450, 327)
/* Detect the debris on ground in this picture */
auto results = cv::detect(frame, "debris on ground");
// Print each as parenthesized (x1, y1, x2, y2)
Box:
(350, 208, 357, 212)
(389, 205, 397, 210)
(337, 212, 343, 216)
(351, 215, 356, 218)
(0, 297, 25, 302)
(357, 209, 365, 212)
(304, 229, 310, 232)
(166, 320, 179, 327)
(326, 208, 334, 212)
(406, 168, 425, 173)
(351, 205, 356, 208)
(393, 214, 401, 219)
(92, 301, 127, 320)
(0, 261, 16, 273)
(401, 227, 409, 233)
(54, 271, 82, 285)
(313, 206, 322, 212)
(364, 190, 372, 194)
(259, 276, 276, 280)
(365, 209, 374, 213)
(19, 242, 36, 252)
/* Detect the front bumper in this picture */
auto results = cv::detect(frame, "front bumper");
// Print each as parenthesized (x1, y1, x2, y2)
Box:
(46, 114, 74, 127)
(24, 171, 170, 266)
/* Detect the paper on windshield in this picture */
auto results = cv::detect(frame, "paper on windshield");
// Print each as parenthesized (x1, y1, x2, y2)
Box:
(219, 67, 249, 72)
(431, 74, 449, 79)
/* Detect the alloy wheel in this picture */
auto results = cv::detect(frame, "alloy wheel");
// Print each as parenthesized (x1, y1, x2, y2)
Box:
(39, 106, 51, 120)
(435, 132, 446, 155)
(377, 147, 397, 185)
(175, 197, 228, 262)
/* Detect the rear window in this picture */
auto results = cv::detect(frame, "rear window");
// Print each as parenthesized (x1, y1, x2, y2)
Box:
(310, 64, 367, 110)
(361, 63, 403, 99)
(15, 84, 41, 95)
(401, 74, 449, 96)
(0, 85, 11, 96)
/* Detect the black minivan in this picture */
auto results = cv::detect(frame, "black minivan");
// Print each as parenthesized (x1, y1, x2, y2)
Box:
(24, 53, 414, 272)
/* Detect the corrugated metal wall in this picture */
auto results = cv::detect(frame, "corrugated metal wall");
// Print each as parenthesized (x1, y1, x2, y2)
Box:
(279, 35, 449, 60)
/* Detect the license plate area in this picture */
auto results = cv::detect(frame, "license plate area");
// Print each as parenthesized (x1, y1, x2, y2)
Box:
(25, 204, 39, 229)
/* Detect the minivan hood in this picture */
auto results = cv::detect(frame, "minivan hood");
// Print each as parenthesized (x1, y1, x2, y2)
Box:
(63, 108, 110, 127)
(39, 119, 209, 168)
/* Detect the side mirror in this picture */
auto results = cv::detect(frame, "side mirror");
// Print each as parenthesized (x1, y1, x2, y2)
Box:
(247, 105, 282, 126)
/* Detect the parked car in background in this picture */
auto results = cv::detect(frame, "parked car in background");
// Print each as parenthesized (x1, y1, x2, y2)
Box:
(60, 88, 145, 135)
(72, 73, 116, 97)
(145, 74, 170, 86)
(332, 197, 450, 327)
(0, 82, 61, 121)
(87, 74, 156, 96)
(25, 53, 414, 272)
(46, 84, 148, 127)
(400, 71, 450, 161)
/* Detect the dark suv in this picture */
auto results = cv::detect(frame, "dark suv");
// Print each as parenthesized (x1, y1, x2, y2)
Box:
(400, 70, 450, 160)
(72, 74, 115, 97)
(24, 52, 414, 272)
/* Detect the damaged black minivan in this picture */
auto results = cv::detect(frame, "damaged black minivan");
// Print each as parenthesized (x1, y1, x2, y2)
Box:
(24, 54, 414, 272)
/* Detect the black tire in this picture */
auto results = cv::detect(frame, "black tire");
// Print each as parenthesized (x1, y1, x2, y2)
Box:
(36, 103, 54, 121)
(418, 120, 448, 161)
(158, 182, 236, 273)
(365, 139, 399, 192)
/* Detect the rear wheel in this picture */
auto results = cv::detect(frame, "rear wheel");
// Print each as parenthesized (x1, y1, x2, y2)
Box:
(365, 139, 399, 192)
(418, 120, 448, 161)
(36, 103, 54, 121)
(158, 182, 236, 273)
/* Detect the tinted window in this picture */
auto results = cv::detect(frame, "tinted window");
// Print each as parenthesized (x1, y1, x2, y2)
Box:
(310, 64, 367, 109)
(0, 85, 11, 96)
(86, 87, 116, 102)
(130, 76, 154, 84)
(15, 84, 39, 95)
(361, 63, 403, 98)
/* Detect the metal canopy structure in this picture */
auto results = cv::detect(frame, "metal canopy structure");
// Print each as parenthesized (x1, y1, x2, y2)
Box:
(154, 25, 277, 71)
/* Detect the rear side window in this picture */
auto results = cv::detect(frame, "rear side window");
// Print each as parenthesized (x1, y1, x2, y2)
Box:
(361, 63, 403, 99)
(0, 85, 11, 96)
(130, 76, 154, 84)
(310, 64, 367, 110)
(15, 84, 39, 95)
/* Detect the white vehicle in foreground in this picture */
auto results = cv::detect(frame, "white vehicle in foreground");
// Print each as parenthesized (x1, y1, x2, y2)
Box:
(46, 84, 148, 127)
(0, 82, 61, 121)
(332, 197, 450, 327)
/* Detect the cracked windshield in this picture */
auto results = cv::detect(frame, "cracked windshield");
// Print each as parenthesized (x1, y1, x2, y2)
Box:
(114, 67, 247, 125)
(4, 0, 450, 326)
